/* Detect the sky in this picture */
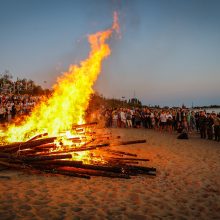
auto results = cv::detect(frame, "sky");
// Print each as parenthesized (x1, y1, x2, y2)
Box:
(0, 0, 220, 107)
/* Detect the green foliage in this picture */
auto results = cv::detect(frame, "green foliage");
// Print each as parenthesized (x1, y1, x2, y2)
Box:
(87, 93, 143, 113)
(0, 70, 52, 95)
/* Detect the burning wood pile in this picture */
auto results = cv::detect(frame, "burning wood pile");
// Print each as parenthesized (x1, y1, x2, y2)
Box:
(0, 122, 156, 179)
(0, 13, 156, 179)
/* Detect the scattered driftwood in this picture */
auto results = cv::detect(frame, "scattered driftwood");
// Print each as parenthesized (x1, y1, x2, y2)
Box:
(57, 167, 130, 179)
(115, 139, 147, 146)
(0, 123, 156, 179)
(44, 169, 91, 179)
(104, 149, 137, 157)
(108, 157, 149, 162)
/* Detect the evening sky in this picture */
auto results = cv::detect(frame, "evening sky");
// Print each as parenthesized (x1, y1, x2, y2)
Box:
(0, 0, 220, 106)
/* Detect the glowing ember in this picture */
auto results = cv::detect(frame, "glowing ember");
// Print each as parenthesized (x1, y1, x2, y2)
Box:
(3, 12, 119, 143)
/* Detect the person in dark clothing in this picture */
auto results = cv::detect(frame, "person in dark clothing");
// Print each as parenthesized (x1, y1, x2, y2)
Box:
(195, 112, 200, 132)
(177, 121, 183, 133)
(141, 109, 147, 128)
(213, 113, 220, 142)
(146, 110, 151, 128)
(11, 105, 17, 119)
(177, 128, 189, 139)
(206, 113, 214, 140)
(134, 110, 142, 128)
(198, 111, 207, 139)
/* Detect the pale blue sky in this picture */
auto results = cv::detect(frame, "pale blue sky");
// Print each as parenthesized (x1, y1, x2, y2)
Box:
(0, 0, 220, 106)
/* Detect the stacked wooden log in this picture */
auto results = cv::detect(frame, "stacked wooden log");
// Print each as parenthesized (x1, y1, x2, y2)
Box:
(0, 123, 156, 179)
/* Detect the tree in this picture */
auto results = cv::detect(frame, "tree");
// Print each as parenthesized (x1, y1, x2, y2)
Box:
(32, 85, 44, 95)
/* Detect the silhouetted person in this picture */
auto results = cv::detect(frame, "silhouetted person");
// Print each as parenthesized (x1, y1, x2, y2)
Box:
(207, 113, 214, 140)
(198, 111, 207, 139)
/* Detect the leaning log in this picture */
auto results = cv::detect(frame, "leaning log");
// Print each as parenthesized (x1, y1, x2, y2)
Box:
(113, 139, 146, 146)
(31, 160, 83, 167)
(70, 143, 109, 152)
(44, 169, 91, 179)
(123, 165, 156, 176)
(0, 152, 15, 159)
(24, 143, 110, 156)
(0, 152, 72, 162)
(26, 133, 48, 142)
(104, 149, 137, 157)
(108, 157, 149, 162)
(0, 142, 23, 151)
(0, 161, 31, 170)
(3, 137, 57, 153)
(20, 154, 72, 162)
(31, 160, 123, 173)
(57, 167, 130, 179)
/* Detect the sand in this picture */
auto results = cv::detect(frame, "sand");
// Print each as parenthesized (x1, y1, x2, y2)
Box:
(0, 128, 220, 220)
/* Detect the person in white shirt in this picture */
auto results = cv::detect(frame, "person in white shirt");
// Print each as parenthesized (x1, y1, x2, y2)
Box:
(120, 109, 126, 128)
(160, 111, 167, 131)
(166, 112, 173, 133)
(112, 111, 118, 128)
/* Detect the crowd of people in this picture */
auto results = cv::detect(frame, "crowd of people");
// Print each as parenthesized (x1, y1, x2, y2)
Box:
(103, 107, 220, 141)
(1, 91, 219, 142)
(0, 94, 41, 123)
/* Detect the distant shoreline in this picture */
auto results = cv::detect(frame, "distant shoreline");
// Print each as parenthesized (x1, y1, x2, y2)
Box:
(192, 107, 220, 113)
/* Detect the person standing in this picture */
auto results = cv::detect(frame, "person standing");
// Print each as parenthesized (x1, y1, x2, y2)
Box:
(112, 110, 118, 128)
(207, 113, 214, 140)
(213, 113, 220, 141)
(160, 111, 167, 131)
(0, 105, 6, 123)
(166, 111, 173, 133)
(190, 111, 196, 132)
(198, 111, 207, 139)
(120, 109, 126, 128)
(126, 110, 132, 128)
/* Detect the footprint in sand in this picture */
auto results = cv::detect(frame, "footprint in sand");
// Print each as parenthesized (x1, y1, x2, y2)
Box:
(128, 192, 141, 204)
(26, 189, 37, 197)
(72, 207, 82, 212)
(59, 202, 70, 208)
(19, 204, 32, 211)
(33, 198, 50, 206)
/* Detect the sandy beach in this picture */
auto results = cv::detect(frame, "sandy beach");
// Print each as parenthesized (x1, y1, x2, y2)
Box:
(0, 128, 219, 220)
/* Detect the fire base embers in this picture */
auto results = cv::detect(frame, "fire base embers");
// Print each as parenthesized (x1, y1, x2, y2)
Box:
(0, 123, 156, 179)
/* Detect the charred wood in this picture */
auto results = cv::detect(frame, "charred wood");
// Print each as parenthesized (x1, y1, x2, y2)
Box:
(57, 167, 130, 179)
(44, 169, 91, 179)
(70, 143, 109, 152)
(113, 139, 146, 146)
(20, 154, 72, 162)
(104, 149, 137, 157)
(31, 160, 83, 167)
(3, 137, 57, 153)
(26, 133, 48, 142)
(108, 157, 149, 162)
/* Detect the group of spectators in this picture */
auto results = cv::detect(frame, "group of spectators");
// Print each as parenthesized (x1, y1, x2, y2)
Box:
(0, 94, 41, 123)
(103, 107, 220, 142)
(1, 92, 220, 142)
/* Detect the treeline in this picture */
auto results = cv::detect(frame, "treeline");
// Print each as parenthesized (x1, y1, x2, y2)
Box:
(193, 105, 220, 109)
(87, 93, 143, 112)
(0, 70, 51, 95)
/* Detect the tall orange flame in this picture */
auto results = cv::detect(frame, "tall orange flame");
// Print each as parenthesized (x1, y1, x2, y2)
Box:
(5, 12, 119, 143)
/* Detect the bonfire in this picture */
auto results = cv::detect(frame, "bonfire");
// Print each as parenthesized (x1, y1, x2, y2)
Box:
(0, 12, 156, 179)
